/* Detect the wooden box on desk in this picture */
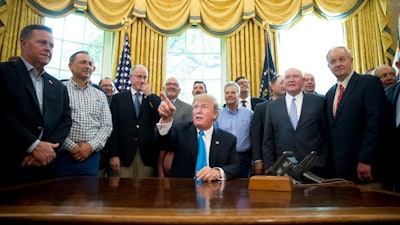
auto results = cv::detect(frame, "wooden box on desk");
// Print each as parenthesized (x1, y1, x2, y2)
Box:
(248, 175, 294, 192)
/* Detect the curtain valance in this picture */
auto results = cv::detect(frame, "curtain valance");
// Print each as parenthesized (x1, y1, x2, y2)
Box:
(24, 0, 368, 37)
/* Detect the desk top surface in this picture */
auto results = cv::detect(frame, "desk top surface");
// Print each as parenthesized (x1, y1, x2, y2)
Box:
(0, 177, 400, 224)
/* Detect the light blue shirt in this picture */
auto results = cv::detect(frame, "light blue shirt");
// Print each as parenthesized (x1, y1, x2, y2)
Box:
(21, 56, 45, 153)
(215, 106, 253, 152)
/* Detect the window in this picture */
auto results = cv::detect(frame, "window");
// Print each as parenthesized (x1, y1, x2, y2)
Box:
(44, 12, 114, 84)
(165, 27, 226, 105)
(278, 14, 345, 94)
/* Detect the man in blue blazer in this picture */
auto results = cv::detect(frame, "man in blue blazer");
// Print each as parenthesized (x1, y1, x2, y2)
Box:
(325, 46, 386, 183)
(0, 25, 72, 186)
(107, 64, 161, 177)
(156, 93, 241, 181)
(262, 68, 328, 177)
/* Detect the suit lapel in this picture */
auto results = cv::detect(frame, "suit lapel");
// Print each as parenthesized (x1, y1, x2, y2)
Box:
(297, 92, 308, 129)
(209, 127, 220, 167)
(174, 99, 182, 115)
(42, 74, 57, 117)
(279, 95, 294, 130)
(188, 124, 198, 166)
(122, 91, 137, 120)
(15, 61, 41, 113)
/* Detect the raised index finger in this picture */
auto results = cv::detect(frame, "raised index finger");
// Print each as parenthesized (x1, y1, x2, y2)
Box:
(160, 92, 173, 108)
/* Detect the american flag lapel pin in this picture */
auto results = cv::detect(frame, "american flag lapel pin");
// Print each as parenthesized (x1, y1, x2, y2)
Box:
(49, 80, 53, 85)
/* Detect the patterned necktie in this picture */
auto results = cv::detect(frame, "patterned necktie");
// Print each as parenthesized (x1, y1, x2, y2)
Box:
(134, 92, 141, 117)
(289, 97, 298, 129)
(241, 100, 246, 108)
(195, 130, 207, 177)
(335, 84, 344, 117)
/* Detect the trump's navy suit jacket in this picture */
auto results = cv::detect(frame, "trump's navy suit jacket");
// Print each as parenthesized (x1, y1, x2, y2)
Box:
(156, 121, 241, 179)
(326, 73, 386, 182)
(0, 59, 72, 185)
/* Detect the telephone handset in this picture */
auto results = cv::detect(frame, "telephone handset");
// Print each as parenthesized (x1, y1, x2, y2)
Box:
(267, 151, 321, 183)
(267, 151, 298, 176)
(289, 151, 318, 182)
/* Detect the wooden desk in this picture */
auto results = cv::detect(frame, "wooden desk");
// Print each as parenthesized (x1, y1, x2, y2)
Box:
(0, 177, 399, 224)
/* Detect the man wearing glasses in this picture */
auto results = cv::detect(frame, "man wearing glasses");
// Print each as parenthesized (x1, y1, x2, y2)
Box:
(107, 64, 161, 178)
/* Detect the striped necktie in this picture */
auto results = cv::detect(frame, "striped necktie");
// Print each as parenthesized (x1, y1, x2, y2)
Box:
(289, 97, 298, 129)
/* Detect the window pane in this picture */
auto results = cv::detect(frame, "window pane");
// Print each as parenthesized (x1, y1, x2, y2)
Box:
(278, 15, 344, 94)
(186, 54, 203, 77)
(63, 15, 84, 42)
(44, 12, 111, 84)
(204, 54, 221, 79)
(166, 27, 224, 105)
(186, 29, 203, 53)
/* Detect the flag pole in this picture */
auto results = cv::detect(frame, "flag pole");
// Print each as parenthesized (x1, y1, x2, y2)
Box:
(259, 22, 276, 100)
(264, 29, 272, 100)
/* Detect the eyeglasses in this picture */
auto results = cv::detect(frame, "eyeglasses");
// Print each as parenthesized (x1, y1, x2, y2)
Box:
(133, 75, 147, 80)
(166, 82, 179, 87)
(237, 81, 249, 85)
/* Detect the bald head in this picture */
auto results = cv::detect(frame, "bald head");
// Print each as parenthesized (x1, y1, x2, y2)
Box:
(374, 64, 397, 89)
(303, 73, 316, 93)
(163, 77, 181, 101)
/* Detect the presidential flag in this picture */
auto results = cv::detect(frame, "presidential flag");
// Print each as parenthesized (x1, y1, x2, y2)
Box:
(115, 33, 132, 91)
(259, 31, 276, 99)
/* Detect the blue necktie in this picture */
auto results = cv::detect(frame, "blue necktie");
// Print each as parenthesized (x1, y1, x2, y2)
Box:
(289, 97, 298, 129)
(134, 92, 141, 117)
(195, 130, 207, 177)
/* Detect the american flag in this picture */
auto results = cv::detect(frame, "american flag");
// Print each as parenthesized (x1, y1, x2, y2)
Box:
(259, 31, 276, 100)
(115, 33, 132, 91)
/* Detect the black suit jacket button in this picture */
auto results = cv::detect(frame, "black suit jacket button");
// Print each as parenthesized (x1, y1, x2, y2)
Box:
(136, 125, 139, 128)
(37, 126, 43, 131)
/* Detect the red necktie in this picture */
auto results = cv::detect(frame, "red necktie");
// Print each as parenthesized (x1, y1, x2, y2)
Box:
(335, 84, 344, 116)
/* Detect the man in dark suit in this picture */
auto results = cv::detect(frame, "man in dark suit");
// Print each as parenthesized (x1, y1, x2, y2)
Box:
(234, 76, 265, 110)
(384, 81, 400, 190)
(325, 46, 386, 183)
(107, 64, 161, 177)
(0, 24, 72, 186)
(156, 93, 241, 181)
(262, 68, 327, 177)
(251, 75, 285, 175)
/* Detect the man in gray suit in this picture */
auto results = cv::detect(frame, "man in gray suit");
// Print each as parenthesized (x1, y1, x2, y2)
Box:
(158, 77, 192, 177)
(164, 77, 192, 121)
(262, 68, 327, 177)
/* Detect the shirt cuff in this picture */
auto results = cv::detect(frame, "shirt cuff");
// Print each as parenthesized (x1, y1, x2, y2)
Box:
(27, 139, 40, 154)
(156, 119, 173, 136)
(215, 167, 227, 180)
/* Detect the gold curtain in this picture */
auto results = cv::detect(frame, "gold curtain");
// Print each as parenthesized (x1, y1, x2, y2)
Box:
(344, 0, 396, 73)
(1, 0, 397, 96)
(227, 21, 280, 98)
(112, 20, 166, 95)
(0, 0, 44, 61)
